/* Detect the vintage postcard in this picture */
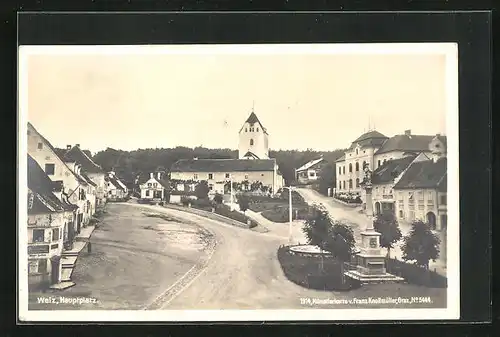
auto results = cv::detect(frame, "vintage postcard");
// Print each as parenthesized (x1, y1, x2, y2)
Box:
(18, 43, 459, 322)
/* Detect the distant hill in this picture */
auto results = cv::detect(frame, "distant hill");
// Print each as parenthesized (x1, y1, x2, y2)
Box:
(92, 147, 346, 186)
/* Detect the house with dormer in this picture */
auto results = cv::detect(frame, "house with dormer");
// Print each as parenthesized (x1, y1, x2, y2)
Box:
(27, 123, 92, 235)
(139, 171, 169, 201)
(58, 145, 107, 210)
(106, 171, 127, 200)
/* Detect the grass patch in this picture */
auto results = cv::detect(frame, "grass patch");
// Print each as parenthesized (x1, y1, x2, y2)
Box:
(277, 245, 361, 291)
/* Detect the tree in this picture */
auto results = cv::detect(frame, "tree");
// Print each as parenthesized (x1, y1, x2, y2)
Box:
(325, 220, 356, 284)
(315, 162, 336, 196)
(302, 205, 332, 272)
(373, 211, 403, 258)
(401, 220, 441, 269)
(213, 193, 223, 206)
(195, 180, 210, 200)
(237, 194, 250, 214)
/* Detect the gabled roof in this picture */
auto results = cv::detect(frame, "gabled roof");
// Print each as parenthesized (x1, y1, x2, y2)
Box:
(108, 175, 125, 191)
(81, 172, 97, 187)
(170, 158, 276, 173)
(335, 154, 346, 162)
(28, 154, 74, 213)
(375, 134, 435, 155)
(372, 155, 416, 185)
(242, 151, 260, 159)
(239, 112, 269, 135)
(393, 158, 447, 190)
(27, 123, 88, 185)
(63, 146, 105, 174)
(349, 130, 389, 150)
(296, 157, 325, 172)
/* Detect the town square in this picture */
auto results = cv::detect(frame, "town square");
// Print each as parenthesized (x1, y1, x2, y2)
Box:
(19, 44, 456, 319)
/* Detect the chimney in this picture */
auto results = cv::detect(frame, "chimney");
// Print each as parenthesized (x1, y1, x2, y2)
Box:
(76, 144, 80, 147)
(150, 173, 154, 179)
(404, 130, 411, 136)
(66, 145, 71, 150)
(157, 172, 161, 180)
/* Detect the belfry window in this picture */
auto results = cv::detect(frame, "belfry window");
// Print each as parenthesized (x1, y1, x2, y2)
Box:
(250, 139, 254, 146)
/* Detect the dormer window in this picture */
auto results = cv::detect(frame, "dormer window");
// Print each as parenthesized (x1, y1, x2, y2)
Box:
(245, 128, 248, 132)
(37, 142, 43, 149)
(256, 128, 259, 132)
(250, 139, 254, 146)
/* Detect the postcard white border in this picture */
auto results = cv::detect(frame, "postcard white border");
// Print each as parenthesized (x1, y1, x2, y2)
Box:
(18, 43, 459, 322)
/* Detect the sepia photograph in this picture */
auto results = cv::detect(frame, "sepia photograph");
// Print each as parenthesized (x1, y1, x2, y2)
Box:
(18, 43, 459, 321)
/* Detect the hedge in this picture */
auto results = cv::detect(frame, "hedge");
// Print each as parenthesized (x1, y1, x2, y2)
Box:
(277, 245, 360, 291)
(214, 204, 257, 227)
(261, 205, 311, 223)
(385, 258, 447, 288)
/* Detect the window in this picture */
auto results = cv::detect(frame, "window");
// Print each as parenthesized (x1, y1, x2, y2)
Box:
(339, 167, 341, 175)
(383, 159, 387, 165)
(342, 166, 345, 174)
(399, 210, 404, 219)
(349, 163, 352, 173)
(225, 173, 230, 179)
(418, 191, 424, 201)
(256, 128, 259, 132)
(145, 190, 150, 196)
(208, 173, 213, 180)
(440, 195, 447, 205)
(44, 163, 55, 175)
(355, 162, 359, 171)
(148, 183, 152, 187)
(309, 171, 315, 177)
(250, 139, 254, 146)
(37, 142, 43, 149)
(193, 173, 198, 180)
(355, 178, 359, 188)
(32, 229, 44, 243)
(378, 160, 381, 167)
(382, 187, 386, 194)
(245, 174, 249, 179)
(349, 179, 353, 189)
(153, 183, 157, 188)
(338, 181, 342, 189)
(52, 228, 60, 241)
(28, 261, 38, 274)
(245, 128, 248, 132)
(343, 181, 346, 189)
(356, 149, 358, 155)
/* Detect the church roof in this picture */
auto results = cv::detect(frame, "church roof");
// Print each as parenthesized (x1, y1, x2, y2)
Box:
(170, 158, 276, 173)
(242, 151, 260, 159)
(240, 112, 268, 135)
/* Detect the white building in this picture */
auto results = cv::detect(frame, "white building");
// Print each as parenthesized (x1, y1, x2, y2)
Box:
(238, 111, 270, 160)
(295, 157, 327, 185)
(139, 171, 169, 201)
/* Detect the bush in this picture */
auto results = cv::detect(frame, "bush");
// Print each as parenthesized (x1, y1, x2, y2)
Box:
(385, 258, 447, 288)
(191, 198, 213, 211)
(261, 205, 311, 223)
(334, 193, 362, 204)
(180, 196, 191, 206)
(215, 204, 256, 227)
(278, 190, 307, 205)
(277, 246, 360, 291)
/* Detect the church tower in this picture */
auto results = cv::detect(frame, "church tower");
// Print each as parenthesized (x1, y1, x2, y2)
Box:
(238, 111, 270, 159)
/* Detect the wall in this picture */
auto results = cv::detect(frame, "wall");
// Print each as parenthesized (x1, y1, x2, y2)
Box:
(238, 121, 269, 159)
(394, 188, 446, 231)
(372, 182, 396, 215)
(87, 172, 107, 205)
(27, 211, 65, 285)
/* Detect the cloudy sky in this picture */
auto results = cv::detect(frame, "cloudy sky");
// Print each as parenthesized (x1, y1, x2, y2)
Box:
(24, 45, 450, 154)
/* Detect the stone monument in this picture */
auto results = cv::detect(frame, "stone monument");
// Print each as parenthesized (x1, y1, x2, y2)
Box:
(344, 163, 403, 283)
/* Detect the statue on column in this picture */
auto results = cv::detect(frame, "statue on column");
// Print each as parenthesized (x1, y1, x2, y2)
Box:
(360, 162, 372, 189)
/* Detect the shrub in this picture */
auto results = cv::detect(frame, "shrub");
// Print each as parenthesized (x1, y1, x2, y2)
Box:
(215, 204, 255, 226)
(180, 196, 191, 206)
(191, 198, 213, 211)
(386, 257, 447, 288)
(213, 193, 223, 205)
(237, 194, 250, 213)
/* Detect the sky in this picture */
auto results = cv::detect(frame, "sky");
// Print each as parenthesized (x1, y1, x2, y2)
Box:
(24, 45, 449, 155)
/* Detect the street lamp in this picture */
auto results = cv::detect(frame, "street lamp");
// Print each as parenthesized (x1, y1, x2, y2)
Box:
(226, 174, 234, 211)
(283, 186, 294, 245)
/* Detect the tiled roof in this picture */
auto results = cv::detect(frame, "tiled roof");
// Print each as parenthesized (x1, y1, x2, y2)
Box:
(375, 134, 435, 155)
(372, 155, 416, 185)
(63, 146, 105, 174)
(170, 158, 276, 173)
(296, 157, 325, 172)
(393, 158, 447, 190)
(240, 112, 268, 135)
(81, 172, 97, 186)
(349, 130, 389, 150)
(108, 175, 125, 191)
(335, 154, 346, 162)
(28, 155, 74, 213)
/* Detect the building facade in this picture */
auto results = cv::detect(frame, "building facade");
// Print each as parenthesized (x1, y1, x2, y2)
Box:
(295, 157, 327, 185)
(28, 123, 91, 236)
(106, 172, 127, 200)
(139, 171, 169, 200)
(335, 129, 446, 203)
(27, 155, 75, 288)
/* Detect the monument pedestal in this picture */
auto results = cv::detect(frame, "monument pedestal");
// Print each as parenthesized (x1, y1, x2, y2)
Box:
(344, 182, 403, 283)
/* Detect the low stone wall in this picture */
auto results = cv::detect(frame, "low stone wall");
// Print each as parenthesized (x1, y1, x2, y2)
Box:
(164, 204, 250, 229)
